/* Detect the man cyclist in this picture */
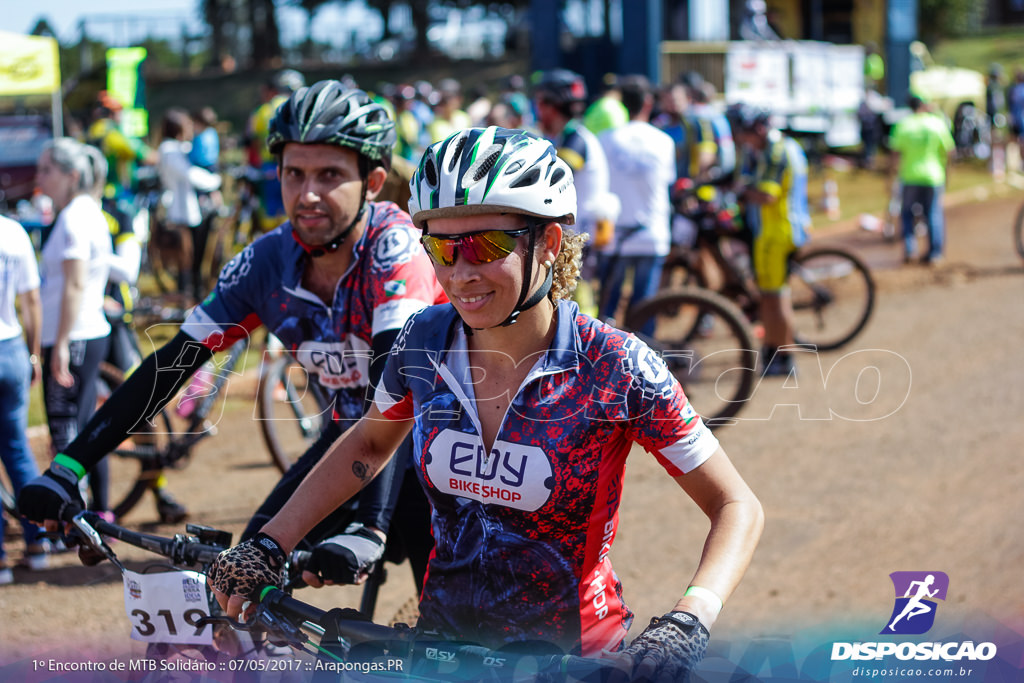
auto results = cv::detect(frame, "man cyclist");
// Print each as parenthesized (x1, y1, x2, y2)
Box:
(728, 104, 810, 377)
(20, 81, 446, 589)
(245, 69, 306, 234)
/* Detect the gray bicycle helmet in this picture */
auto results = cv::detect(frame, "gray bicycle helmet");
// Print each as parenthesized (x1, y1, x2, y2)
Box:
(726, 102, 772, 132)
(269, 81, 397, 257)
(267, 80, 396, 162)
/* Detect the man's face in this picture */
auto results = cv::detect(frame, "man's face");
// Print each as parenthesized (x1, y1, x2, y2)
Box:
(279, 143, 365, 247)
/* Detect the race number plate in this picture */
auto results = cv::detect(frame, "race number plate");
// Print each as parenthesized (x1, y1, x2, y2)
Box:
(122, 569, 214, 645)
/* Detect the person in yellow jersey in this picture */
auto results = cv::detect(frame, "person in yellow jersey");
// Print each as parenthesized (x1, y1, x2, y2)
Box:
(85, 91, 157, 200)
(728, 104, 810, 378)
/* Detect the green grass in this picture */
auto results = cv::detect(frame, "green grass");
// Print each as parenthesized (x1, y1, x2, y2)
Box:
(931, 27, 1024, 74)
(808, 157, 998, 227)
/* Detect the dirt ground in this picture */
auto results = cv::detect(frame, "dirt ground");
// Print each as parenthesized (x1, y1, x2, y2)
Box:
(2, 184, 1024, 679)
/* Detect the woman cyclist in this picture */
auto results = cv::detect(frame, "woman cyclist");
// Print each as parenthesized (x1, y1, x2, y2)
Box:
(207, 127, 763, 680)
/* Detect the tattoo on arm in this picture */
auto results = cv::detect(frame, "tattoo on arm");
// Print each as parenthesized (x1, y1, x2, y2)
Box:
(352, 460, 373, 483)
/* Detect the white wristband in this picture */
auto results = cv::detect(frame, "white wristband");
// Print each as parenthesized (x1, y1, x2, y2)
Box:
(684, 585, 724, 618)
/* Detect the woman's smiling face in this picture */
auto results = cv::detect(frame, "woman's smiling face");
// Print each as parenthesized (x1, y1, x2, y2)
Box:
(424, 213, 542, 330)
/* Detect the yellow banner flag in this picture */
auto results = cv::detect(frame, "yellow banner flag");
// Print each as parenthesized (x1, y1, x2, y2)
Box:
(0, 31, 61, 96)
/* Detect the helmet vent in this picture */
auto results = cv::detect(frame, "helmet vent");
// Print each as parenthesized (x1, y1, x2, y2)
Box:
(550, 167, 566, 185)
(424, 156, 438, 187)
(448, 134, 468, 172)
(509, 167, 541, 189)
(468, 145, 502, 183)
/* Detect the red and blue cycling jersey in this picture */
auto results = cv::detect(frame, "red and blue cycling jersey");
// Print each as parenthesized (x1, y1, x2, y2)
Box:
(181, 201, 447, 422)
(374, 299, 720, 655)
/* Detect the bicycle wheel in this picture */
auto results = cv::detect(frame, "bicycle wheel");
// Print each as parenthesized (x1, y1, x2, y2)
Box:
(1014, 201, 1024, 260)
(789, 246, 875, 352)
(624, 287, 759, 427)
(258, 355, 330, 474)
(98, 362, 175, 521)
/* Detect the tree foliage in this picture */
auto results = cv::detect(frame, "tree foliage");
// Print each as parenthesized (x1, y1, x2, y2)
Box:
(919, 0, 987, 43)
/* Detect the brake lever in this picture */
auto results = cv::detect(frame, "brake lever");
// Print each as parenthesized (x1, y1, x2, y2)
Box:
(198, 608, 308, 648)
(70, 512, 126, 572)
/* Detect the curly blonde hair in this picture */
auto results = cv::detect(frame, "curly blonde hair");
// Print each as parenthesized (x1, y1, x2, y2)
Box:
(549, 227, 588, 302)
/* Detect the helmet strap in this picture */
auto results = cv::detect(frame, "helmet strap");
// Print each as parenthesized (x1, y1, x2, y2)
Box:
(499, 224, 552, 327)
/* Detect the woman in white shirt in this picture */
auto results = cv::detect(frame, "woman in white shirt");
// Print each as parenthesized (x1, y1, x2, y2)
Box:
(156, 108, 221, 302)
(36, 137, 113, 518)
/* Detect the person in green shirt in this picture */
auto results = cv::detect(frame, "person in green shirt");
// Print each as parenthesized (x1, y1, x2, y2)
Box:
(889, 96, 955, 265)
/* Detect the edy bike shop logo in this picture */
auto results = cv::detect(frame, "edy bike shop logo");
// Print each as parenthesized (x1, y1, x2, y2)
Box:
(831, 572, 997, 663)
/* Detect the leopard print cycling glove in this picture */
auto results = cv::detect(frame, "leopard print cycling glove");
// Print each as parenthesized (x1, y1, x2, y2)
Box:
(612, 611, 710, 683)
(207, 532, 286, 602)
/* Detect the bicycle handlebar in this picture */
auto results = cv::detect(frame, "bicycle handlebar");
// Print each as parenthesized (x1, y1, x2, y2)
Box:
(57, 508, 308, 581)
(235, 588, 615, 681)
(60, 508, 226, 567)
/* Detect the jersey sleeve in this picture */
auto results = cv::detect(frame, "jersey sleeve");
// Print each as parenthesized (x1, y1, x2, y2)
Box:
(366, 204, 446, 337)
(55, 205, 92, 262)
(556, 131, 589, 172)
(372, 311, 420, 421)
(618, 335, 720, 476)
(180, 243, 263, 352)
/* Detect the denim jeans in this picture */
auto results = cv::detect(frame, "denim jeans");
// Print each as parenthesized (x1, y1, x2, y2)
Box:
(901, 184, 945, 260)
(0, 336, 43, 557)
(597, 253, 664, 335)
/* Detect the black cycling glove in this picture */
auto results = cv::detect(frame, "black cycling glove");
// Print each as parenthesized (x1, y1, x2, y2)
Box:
(207, 532, 287, 603)
(17, 456, 85, 524)
(306, 523, 385, 584)
(609, 611, 710, 683)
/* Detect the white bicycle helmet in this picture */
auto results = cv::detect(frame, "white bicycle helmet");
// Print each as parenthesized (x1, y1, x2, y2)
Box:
(408, 126, 576, 229)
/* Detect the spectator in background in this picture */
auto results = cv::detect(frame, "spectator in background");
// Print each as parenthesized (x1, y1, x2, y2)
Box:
(0, 215, 47, 582)
(464, 84, 493, 126)
(427, 78, 472, 143)
(85, 91, 156, 199)
(499, 74, 533, 130)
(247, 70, 305, 230)
(598, 75, 676, 332)
(393, 84, 427, 162)
(157, 109, 223, 303)
(486, 92, 530, 131)
(1007, 69, 1024, 171)
(534, 69, 619, 317)
(35, 138, 113, 519)
(189, 107, 221, 173)
(582, 74, 629, 137)
(888, 95, 955, 265)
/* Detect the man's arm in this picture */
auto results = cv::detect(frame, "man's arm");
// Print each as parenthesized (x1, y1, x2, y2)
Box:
(18, 331, 213, 526)
(18, 287, 42, 385)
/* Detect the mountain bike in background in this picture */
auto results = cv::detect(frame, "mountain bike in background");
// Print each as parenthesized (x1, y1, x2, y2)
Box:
(666, 181, 876, 352)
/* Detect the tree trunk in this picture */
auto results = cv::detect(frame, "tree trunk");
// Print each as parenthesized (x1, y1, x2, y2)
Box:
(411, 0, 431, 56)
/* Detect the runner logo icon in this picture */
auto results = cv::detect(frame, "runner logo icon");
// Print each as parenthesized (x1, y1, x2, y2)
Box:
(881, 571, 949, 635)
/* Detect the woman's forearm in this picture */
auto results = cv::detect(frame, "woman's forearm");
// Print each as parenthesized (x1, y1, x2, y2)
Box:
(56, 260, 87, 346)
(261, 412, 411, 551)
